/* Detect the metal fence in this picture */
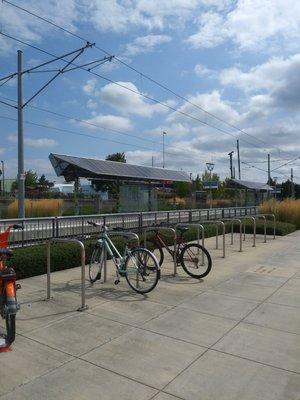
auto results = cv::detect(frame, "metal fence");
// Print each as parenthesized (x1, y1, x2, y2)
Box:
(0, 206, 258, 248)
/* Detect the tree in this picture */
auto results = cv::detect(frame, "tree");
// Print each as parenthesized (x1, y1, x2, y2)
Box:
(106, 152, 126, 163)
(92, 153, 127, 209)
(38, 174, 53, 188)
(174, 182, 191, 198)
(25, 170, 38, 189)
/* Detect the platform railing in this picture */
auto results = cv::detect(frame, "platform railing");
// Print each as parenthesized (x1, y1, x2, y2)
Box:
(0, 206, 258, 248)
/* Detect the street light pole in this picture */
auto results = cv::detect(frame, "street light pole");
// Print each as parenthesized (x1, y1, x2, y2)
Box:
(17, 50, 25, 218)
(162, 131, 167, 168)
(1, 160, 4, 196)
(206, 162, 215, 209)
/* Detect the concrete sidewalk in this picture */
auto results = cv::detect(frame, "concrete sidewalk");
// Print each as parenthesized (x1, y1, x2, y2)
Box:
(0, 232, 299, 399)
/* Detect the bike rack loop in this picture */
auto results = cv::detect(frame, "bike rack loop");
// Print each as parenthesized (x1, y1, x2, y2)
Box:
(241, 216, 256, 247)
(46, 238, 88, 312)
(201, 220, 226, 258)
(256, 213, 276, 240)
(253, 215, 267, 243)
(143, 226, 176, 274)
(102, 231, 140, 283)
(226, 218, 243, 252)
(175, 223, 205, 276)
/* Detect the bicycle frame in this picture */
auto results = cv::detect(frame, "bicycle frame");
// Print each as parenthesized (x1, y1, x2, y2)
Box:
(152, 230, 185, 258)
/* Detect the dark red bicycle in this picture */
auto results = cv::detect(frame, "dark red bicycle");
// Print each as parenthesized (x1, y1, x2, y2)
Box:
(143, 226, 212, 279)
(0, 224, 22, 351)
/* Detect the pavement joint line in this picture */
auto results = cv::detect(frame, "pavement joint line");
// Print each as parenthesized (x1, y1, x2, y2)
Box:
(157, 263, 300, 393)
(210, 348, 300, 375)
(0, 355, 76, 398)
(241, 319, 300, 336)
(148, 390, 185, 400)
(267, 300, 300, 309)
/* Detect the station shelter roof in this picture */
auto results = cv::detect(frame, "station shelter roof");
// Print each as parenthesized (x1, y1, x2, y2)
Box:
(49, 153, 190, 183)
(228, 179, 274, 192)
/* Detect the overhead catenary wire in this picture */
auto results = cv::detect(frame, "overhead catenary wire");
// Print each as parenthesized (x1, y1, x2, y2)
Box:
(0, 31, 278, 153)
(0, 113, 209, 162)
(1, 0, 297, 161)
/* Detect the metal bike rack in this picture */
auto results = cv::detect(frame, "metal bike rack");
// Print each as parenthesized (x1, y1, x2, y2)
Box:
(224, 218, 243, 252)
(201, 220, 226, 258)
(175, 223, 205, 276)
(46, 238, 88, 311)
(241, 216, 256, 247)
(143, 226, 176, 276)
(254, 215, 267, 243)
(102, 231, 140, 283)
(257, 213, 276, 239)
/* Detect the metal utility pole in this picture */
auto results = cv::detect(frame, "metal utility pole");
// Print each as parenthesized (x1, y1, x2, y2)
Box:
(291, 168, 295, 198)
(236, 140, 241, 179)
(17, 50, 25, 218)
(1, 160, 4, 196)
(162, 131, 167, 168)
(151, 156, 154, 167)
(0, 43, 111, 219)
(228, 151, 234, 179)
(267, 154, 271, 185)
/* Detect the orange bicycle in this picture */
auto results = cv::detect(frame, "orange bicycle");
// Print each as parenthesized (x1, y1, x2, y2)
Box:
(0, 224, 22, 351)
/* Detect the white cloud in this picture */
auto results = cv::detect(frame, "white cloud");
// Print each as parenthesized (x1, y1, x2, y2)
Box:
(194, 64, 215, 77)
(145, 123, 190, 138)
(0, 0, 79, 54)
(167, 90, 241, 127)
(81, 114, 133, 131)
(186, 0, 300, 52)
(0, 148, 5, 155)
(125, 34, 171, 56)
(8, 135, 57, 148)
(87, 0, 230, 33)
(99, 81, 169, 117)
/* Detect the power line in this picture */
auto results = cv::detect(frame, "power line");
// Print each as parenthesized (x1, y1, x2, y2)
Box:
(2, 0, 296, 160)
(0, 32, 274, 153)
(0, 94, 186, 150)
(0, 114, 166, 152)
(0, 113, 208, 161)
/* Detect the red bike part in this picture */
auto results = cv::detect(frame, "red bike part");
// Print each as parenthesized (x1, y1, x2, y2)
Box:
(0, 344, 12, 352)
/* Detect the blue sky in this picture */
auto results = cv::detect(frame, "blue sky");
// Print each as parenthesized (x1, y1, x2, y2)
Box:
(0, 0, 300, 183)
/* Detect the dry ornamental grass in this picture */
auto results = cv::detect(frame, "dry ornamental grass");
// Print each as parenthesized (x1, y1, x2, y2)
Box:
(260, 199, 300, 228)
(6, 199, 64, 218)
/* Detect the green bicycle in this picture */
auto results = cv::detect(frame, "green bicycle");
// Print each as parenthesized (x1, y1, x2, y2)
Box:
(88, 222, 160, 294)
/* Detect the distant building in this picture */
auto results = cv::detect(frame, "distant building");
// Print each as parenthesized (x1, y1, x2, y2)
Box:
(51, 183, 74, 194)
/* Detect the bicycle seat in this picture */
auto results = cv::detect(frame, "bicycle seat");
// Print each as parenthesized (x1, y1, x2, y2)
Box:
(0, 248, 13, 257)
(177, 226, 189, 233)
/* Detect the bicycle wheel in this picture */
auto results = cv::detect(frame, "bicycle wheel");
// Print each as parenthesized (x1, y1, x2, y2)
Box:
(125, 248, 160, 294)
(89, 244, 104, 283)
(180, 243, 212, 279)
(141, 240, 164, 266)
(1, 293, 16, 345)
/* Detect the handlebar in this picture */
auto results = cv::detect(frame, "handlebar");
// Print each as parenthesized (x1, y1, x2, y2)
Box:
(12, 224, 23, 230)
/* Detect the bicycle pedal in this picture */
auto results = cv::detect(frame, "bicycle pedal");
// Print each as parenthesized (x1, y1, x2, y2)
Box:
(114, 279, 120, 285)
(16, 284, 21, 290)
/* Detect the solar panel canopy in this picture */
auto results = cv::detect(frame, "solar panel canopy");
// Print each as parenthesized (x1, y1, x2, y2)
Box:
(49, 153, 190, 183)
(228, 179, 274, 191)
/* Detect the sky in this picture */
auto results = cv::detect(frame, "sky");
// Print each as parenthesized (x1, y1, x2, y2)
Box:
(0, 0, 300, 184)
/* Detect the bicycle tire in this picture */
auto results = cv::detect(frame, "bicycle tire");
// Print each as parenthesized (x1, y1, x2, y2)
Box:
(89, 245, 104, 283)
(5, 313, 16, 345)
(141, 240, 164, 266)
(180, 243, 212, 279)
(125, 248, 160, 294)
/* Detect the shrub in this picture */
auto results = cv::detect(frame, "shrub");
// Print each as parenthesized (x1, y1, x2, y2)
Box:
(260, 199, 300, 228)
